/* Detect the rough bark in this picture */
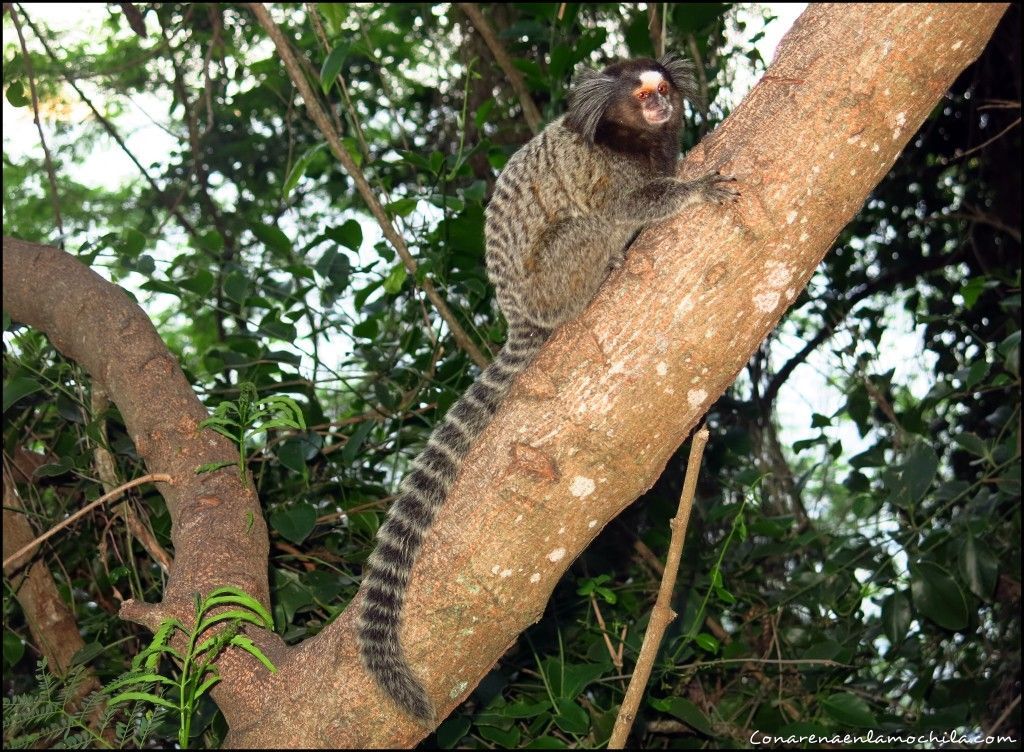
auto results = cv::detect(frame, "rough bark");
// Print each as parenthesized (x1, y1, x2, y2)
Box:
(224, 4, 1006, 747)
(3, 467, 91, 678)
(0, 3, 1007, 749)
(1, 238, 287, 708)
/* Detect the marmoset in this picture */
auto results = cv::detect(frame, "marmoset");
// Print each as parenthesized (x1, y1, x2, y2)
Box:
(358, 53, 738, 723)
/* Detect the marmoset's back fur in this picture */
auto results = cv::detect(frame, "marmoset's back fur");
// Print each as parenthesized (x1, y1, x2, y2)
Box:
(358, 53, 738, 723)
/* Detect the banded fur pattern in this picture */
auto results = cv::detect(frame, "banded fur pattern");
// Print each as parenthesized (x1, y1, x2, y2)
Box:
(484, 119, 643, 330)
(357, 52, 734, 724)
(357, 321, 550, 722)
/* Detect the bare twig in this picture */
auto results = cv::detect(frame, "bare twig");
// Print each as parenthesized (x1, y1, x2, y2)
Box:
(3, 473, 172, 570)
(647, 4, 665, 59)
(9, 5, 64, 243)
(90, 387, 173, 572)
(306, 3, 372, 163)
(984, 693, 1021, 738)
(457, 3, 543, 134)
(609, 426, 709, 748)
(19, 12, 201, 239)
(943, 116, 1020, 163)
(686, 34, 710, 135)
(246, 3, 489, 368)
(590, 593, 624, 670)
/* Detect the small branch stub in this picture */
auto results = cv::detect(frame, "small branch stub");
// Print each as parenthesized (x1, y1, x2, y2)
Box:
(608, 425, 708, 748)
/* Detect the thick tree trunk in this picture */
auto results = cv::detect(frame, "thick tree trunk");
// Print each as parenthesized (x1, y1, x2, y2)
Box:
(224, 4, 1004, 747)
(1, 3, 1006, 749)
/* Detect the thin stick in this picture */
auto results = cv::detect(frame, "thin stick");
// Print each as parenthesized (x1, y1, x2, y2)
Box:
(3, 474, 172, 570)
(9, 5, 64, 243)
(590, 593, 623, 669)
(608, 425, 708, 749)
(246, 3, 489, 369)
(457, 3, 543, 135)
(19, 12, 201, 240)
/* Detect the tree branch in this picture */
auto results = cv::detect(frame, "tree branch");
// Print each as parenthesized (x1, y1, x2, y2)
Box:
(609, 426, 707, 748)
(762, 247, 967, 405)
(9, 5, 63, 243)
(246, 3, 489, 369)
(19, 12, 202, 240)
(457, 3, 543, 135)
(219, 4, 1006, 747)
(1, 239, 277, 671)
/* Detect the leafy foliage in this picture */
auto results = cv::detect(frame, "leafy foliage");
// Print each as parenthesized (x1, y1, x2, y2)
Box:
(3, 2, 1020, 748)
(2, 659, 166, 748)
(104, 586, 275, 748)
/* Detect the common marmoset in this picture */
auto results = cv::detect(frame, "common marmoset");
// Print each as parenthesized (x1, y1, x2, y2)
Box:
(358, 53, 738, 723)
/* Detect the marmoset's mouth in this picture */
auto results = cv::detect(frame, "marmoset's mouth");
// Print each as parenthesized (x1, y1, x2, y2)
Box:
(643, 106, 672, 125)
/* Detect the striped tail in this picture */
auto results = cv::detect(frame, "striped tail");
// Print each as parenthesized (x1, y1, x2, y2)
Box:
(357, 322, 550, 722)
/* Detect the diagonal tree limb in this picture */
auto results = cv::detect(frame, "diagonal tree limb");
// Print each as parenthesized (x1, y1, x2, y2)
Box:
(246, 3, 490, 369)
(762, 247, 967, 405)
(609, 425, 707, 747)
(9, 5, 63, 243)
(1, 238, 284, 705)
(457, 3, 543, 135)
(218, 4, 1007, 747)
(19, 11, 202, 240)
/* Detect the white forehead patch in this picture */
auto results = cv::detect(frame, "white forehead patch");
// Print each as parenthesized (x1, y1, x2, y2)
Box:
(639, 70, 665, 88)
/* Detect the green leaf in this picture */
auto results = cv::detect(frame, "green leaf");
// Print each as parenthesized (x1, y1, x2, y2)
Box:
(108, 690, 177, 710)
(194, 609, 266, 636)
(958, 535, 998, 600)
(203, 589, 274, 627)
(325, 219, 363, 251)
(880, 590, 912, 645)
(224, 271, 250, 304)
(959, 276, 987, 309)
(694, 632, 720, 653)
(283, 142, 327, 198)
(269, 503, 317, 545)
(195, 460, 236, 476)
(3, 376, 43, 412)
(474, 98, 494, 129)
(180, 269, 216, 296)
(382, 263, 408, 294)
(277, 440, 309, 474)
(845, 383, 870, 434)
(229, 634, 277, 672)
(553, 698, 589, 734)
(648, 696, 714, 736)
(119, 228, 146, 257)
(435, 714, 471, 748)
(6, 80, 29, 107)
(259, 395, 307, 429)
(252, 224, 292, 256)
(479, 724, 521, 747)
(320, 42, 349, 93)
(502, 699, 552, 718)
(559, 663, 607, 700)
(964, 358, 989, 388)
(889, 442, 939, 509)
(953, 432, 988, 457)
(103, 672, 177, 693)
(910, 560, 969, 631)
(820, 692, 876, 727)
(34, 457, 75, 478)
(194, 672, 222, 698)
(3, 632, 25, 668)
(385, 197, 417, 217)
(342, 420, 375, 465)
